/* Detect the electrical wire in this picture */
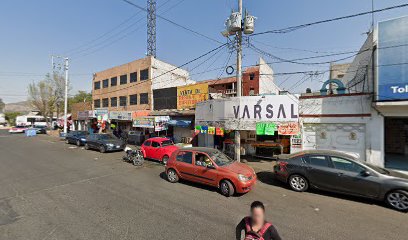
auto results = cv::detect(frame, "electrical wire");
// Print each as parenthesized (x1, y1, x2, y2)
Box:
(252, 3, 408, 36)
(120, 0, 222, 44)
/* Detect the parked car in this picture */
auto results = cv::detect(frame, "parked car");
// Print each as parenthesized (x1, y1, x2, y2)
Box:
(84, 134, 125, 153)
(8, 125, 28, 134)
(141, 137, 179, 164)
(29, 125, 47, 134)
(274, 150, 408, 212)
(165, 147, 257, 197)
(65, 131, 89, 146)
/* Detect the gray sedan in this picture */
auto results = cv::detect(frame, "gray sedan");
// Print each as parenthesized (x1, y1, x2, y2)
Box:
(274, 150, 408, 212)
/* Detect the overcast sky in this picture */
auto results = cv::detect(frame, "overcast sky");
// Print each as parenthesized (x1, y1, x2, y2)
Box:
(0, 0, 407, 103)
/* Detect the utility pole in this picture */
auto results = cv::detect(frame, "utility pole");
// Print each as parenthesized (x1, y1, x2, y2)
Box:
(235, 0, 243, 162)
(51, 55, 69, 134)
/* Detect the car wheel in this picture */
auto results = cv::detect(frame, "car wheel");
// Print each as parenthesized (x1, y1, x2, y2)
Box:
(167, 169, 179, 183)
(289, 174, 309, 192)
(99, 145, 106, 153)
(84, 143, 90, 150)
(386, 190, 408, 212)
(65, 139, 70, 144)
(162, 155, 169, 165)
(76, 140, 81, 146)
(220, 180, 235, 197)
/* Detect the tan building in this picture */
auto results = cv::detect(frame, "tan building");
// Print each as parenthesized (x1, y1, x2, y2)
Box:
(329, 63, 351, 80)
(92, 56, 191, 112)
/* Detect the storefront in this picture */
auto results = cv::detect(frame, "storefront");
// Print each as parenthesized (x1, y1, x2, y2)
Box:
(132, 116, 170, 138)
(77, 110, 94, 131)
(109, 111, 133, 131)
(195, 95, 300, 158)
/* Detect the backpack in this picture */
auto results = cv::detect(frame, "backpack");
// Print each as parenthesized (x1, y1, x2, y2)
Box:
(244, 217, 272, 240)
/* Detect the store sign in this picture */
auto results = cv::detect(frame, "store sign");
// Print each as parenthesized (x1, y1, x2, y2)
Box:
(133, 116, 170, 131)
(377, 16, 408, 101)
(94, 109, 108, 117)
(78, 111, 90, 120)
(133, 117, 155, 128)
(109, 111, 132, 121)
(177, 83, 208, 109)
(278, 122, 300, 135)
(195, 95, 299, 130)
(131, 110, 151, 120)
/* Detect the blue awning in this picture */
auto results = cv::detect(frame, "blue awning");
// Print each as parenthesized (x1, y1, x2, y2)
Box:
(168, 120, 192, 128)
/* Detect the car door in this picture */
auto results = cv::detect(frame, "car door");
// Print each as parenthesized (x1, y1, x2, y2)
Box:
(174, 151, 196, 181)
(192, 152, 218, 186)
(142, 140, 152, 158)
(304, 155, 341, 191)
(150, 141, 162, 160)
(330, 156, 381, 198)
(88, 135, 96, 148)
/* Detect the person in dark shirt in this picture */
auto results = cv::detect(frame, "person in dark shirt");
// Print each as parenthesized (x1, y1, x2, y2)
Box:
(236, 201, 282, 240)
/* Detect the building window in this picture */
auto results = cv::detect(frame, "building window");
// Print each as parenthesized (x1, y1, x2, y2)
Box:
(130, 72, 137, 83)
(111, 97, 117, 107)
(111, 77, 117, 86)
(94, 99, 100, 108)
(129, 94, 137, 105)
(94, 81, 100, 90)
(119, 96, 127, 106)
(140, 93, 149, 104)
(120, 74, 127, 85)
(140, 69, 149, 81)
(102, 79, 109, 88)
(249, 88, 255, 96)
(102, 98, 109, 107)
(250, 73, 255, 80)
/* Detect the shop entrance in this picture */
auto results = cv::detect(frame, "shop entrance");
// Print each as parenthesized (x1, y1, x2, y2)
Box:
(384, 117, 408, 171)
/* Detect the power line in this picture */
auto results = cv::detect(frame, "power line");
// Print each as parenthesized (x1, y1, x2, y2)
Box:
(252, 3, 408, 36)
(120, 0, 222, 44)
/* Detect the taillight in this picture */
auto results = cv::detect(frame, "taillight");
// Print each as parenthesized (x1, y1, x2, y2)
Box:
(278, 161, 288, 172)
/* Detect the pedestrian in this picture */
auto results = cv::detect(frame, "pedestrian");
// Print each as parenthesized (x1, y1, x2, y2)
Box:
(236, 201, 281, 240)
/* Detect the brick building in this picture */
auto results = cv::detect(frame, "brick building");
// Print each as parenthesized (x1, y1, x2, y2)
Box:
(92, 56, 191, 112)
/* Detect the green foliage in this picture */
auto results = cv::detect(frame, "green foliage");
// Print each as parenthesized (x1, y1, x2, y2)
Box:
(4, 112, 21, 126)
(0, 98, 5, 113)
(68, 91, 92, 113)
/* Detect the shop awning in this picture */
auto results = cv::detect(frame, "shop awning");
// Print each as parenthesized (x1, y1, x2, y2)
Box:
(167, 120, 192, 128)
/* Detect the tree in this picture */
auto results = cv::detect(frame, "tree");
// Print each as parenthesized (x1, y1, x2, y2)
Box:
(4, 112, 21, 126)
(67, 91, 92, 113)
(0, 98, 5, 113)
(28, 79, 57, 125)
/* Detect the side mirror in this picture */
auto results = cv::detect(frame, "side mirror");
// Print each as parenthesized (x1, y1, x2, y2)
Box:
(361, 170, 371, 177)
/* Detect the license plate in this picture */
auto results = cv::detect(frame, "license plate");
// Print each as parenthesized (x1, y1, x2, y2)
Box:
(116, 146, 120, 148)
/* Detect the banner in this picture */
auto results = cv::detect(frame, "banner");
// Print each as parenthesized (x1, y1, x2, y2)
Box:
(278, 122, 300, 135)
(109, 111, 132, 121)
(256, 123, 266, 135)
(208, 127, 215, 135)
(177, 83, 208, 109)
(265, 123, 277, 135)
(216, 128, 224, 136)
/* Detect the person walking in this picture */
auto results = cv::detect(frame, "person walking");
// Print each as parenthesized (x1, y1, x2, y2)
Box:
(236, 201, 281, 240)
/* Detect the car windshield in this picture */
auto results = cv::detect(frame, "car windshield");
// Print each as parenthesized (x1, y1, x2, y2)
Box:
(366, 163, 390, 175)
(16, 126, 26, 128)
(209, 150, 235, 166)
(75, 131, 88, 136)
(161, 140, 173, 146)
(98, 134, 116, 140)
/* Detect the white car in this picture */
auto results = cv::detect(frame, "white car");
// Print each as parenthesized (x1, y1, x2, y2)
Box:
(9, 126, 28, 134)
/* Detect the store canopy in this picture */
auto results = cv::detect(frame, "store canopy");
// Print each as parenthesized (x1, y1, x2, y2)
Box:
(167, 120, 192, 128)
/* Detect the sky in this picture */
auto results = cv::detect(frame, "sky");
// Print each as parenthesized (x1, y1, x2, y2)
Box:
(0, 0, 407, 103)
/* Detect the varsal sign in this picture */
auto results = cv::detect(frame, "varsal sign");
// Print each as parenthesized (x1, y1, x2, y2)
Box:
(232, 102, 298, 120)
(195, 95, 299, 130)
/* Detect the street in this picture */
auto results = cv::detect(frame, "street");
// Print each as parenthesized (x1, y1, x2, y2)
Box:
(0, 130, 407, 240)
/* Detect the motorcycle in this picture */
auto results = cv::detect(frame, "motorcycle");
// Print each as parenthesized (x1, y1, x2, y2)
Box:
(123, 146, 144, 166)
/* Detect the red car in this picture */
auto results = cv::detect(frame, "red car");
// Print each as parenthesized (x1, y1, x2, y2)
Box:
(141, 137, 179, 165)
(165, 147, 257, 197)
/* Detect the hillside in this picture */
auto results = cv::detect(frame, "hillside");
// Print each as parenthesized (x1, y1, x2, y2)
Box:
(4, 101, 32, 113)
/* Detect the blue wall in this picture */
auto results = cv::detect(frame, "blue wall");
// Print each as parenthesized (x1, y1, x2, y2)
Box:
(378, 16, 408, 101)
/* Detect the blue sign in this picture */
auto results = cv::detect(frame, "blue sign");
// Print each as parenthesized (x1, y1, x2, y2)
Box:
(377, 16, 408, 101)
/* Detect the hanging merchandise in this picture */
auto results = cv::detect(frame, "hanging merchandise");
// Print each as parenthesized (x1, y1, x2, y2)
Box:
(256, 123, 266, 135)
(216, 128, 224, 136)
(201, 126, 208, 134)
(208, 127, 215, 135)
(265, 123, 277, 136)
(195, 126, 201, 134)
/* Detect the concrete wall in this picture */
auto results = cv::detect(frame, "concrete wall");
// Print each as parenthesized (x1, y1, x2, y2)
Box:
(151, 58, 191, 90)
(300, 93, 384, 166)
(259, 58, 280, 95)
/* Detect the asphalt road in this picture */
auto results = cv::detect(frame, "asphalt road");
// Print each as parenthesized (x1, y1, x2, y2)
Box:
(0, 130, 407, 240)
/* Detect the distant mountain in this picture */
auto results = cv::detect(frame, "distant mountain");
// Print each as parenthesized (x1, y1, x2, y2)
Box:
(4, 101, 32, 113)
